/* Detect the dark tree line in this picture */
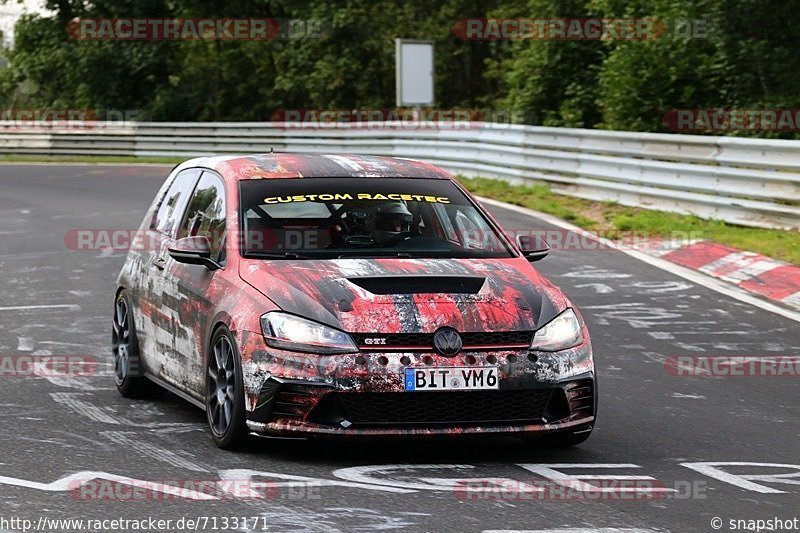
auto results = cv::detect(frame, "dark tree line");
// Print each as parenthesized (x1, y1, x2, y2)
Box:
(1, 0, 798, 136)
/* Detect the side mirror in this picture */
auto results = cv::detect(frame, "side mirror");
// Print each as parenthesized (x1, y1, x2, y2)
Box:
(168, 236, 221, 270)
(516, 234, 550, 262)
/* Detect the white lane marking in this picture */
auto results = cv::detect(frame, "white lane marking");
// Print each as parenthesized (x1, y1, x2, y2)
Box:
(580, 303, 684, 329)
(101, 431, 209, 472)
(574, 283, 614, 294)
(674, 341, 705, 352)
(219, 469, 416, 494)
(623, 281, 694, 293)
(0, 471, 215, 500)
(0, 304, 80, 312)
(16, 337, 34, 351)
(671, 393, 706, 400)
(562, 268, 632, 279)
(37, 341, 92, 348)
(517, 464, 676, 494)
(478, 196, 800, 324)
(680, 462, 800, 494)
(68, 290, 92, 297)
(332, 464, 478, 491)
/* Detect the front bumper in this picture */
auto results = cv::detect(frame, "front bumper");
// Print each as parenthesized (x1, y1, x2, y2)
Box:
(238, 330, 596, 437)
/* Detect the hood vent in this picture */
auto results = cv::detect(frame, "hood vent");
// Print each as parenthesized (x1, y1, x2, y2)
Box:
(347, 275, 485, 295)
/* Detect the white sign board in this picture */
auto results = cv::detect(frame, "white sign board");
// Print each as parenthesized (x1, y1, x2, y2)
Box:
(395, 39, 434, 107)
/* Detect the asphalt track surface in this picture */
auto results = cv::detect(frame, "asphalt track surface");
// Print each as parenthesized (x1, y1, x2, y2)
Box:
(0, 163, 798, 533)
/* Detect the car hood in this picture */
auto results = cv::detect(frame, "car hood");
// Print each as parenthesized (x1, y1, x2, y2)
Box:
(238, 257, 569, 333)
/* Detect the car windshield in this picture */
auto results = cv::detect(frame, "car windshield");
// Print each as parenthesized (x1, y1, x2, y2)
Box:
(239, 177, 515, 259)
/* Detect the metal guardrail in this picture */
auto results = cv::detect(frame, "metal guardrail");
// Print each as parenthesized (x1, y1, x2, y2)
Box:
(1, 121, 798, 229)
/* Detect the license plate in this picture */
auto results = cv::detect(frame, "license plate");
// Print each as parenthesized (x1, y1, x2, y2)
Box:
(404, 366, 499, 391)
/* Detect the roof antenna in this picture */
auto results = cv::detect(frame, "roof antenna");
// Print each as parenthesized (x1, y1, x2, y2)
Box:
(269, 147, 274, 154)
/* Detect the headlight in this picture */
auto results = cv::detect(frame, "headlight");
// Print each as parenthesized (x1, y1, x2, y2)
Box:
(260, 312, 359, 355)
(531, 308, 584, 352)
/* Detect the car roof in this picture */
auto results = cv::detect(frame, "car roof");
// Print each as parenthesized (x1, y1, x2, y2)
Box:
(177, 153, 453, 181)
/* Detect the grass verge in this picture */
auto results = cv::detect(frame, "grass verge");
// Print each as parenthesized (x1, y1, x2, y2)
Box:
(459, 177, 800, 266)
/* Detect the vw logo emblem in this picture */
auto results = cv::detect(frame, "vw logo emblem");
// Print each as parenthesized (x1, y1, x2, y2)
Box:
(433, 327, 463, 356)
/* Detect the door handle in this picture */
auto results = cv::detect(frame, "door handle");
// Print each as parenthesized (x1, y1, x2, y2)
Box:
(152, 257, 166, 270)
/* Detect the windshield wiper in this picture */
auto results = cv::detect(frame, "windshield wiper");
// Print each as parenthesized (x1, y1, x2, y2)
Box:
(243, 251, 310, 259)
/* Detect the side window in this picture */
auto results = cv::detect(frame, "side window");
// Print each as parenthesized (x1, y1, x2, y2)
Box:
(178, 172, 227, 264)
(152, 169, 201, 235)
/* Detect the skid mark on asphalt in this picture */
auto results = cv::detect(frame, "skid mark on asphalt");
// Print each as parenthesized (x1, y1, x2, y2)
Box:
(49, 392, 198, 431)
(36, 430, 115, 451)
(101, 431, 208, 472)
(50, 392, 121, 424)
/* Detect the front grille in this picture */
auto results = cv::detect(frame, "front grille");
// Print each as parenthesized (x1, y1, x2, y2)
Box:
(351, 331, 533, 351)
(308, 389, 553, 427)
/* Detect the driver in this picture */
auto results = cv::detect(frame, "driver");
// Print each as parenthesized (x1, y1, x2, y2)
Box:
(370, 201, 413, 239)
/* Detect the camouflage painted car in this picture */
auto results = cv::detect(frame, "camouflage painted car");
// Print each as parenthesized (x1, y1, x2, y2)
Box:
(113, 153, 596, 449)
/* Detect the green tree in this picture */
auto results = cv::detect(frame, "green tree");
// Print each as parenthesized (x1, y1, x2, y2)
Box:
(484, 0, 606, 127)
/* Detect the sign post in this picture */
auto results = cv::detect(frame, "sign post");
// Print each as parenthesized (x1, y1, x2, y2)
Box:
(395, 39, 435, 108)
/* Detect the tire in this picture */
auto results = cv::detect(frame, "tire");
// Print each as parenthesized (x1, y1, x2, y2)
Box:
(206, 326, 247, 449)
(112, 290, 156, 398)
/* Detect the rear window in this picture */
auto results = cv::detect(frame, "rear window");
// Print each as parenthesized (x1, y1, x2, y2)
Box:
(239, 178, 514, 259)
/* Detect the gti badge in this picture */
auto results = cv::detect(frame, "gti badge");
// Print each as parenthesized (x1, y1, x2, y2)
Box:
(433, 327, 463, 356)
